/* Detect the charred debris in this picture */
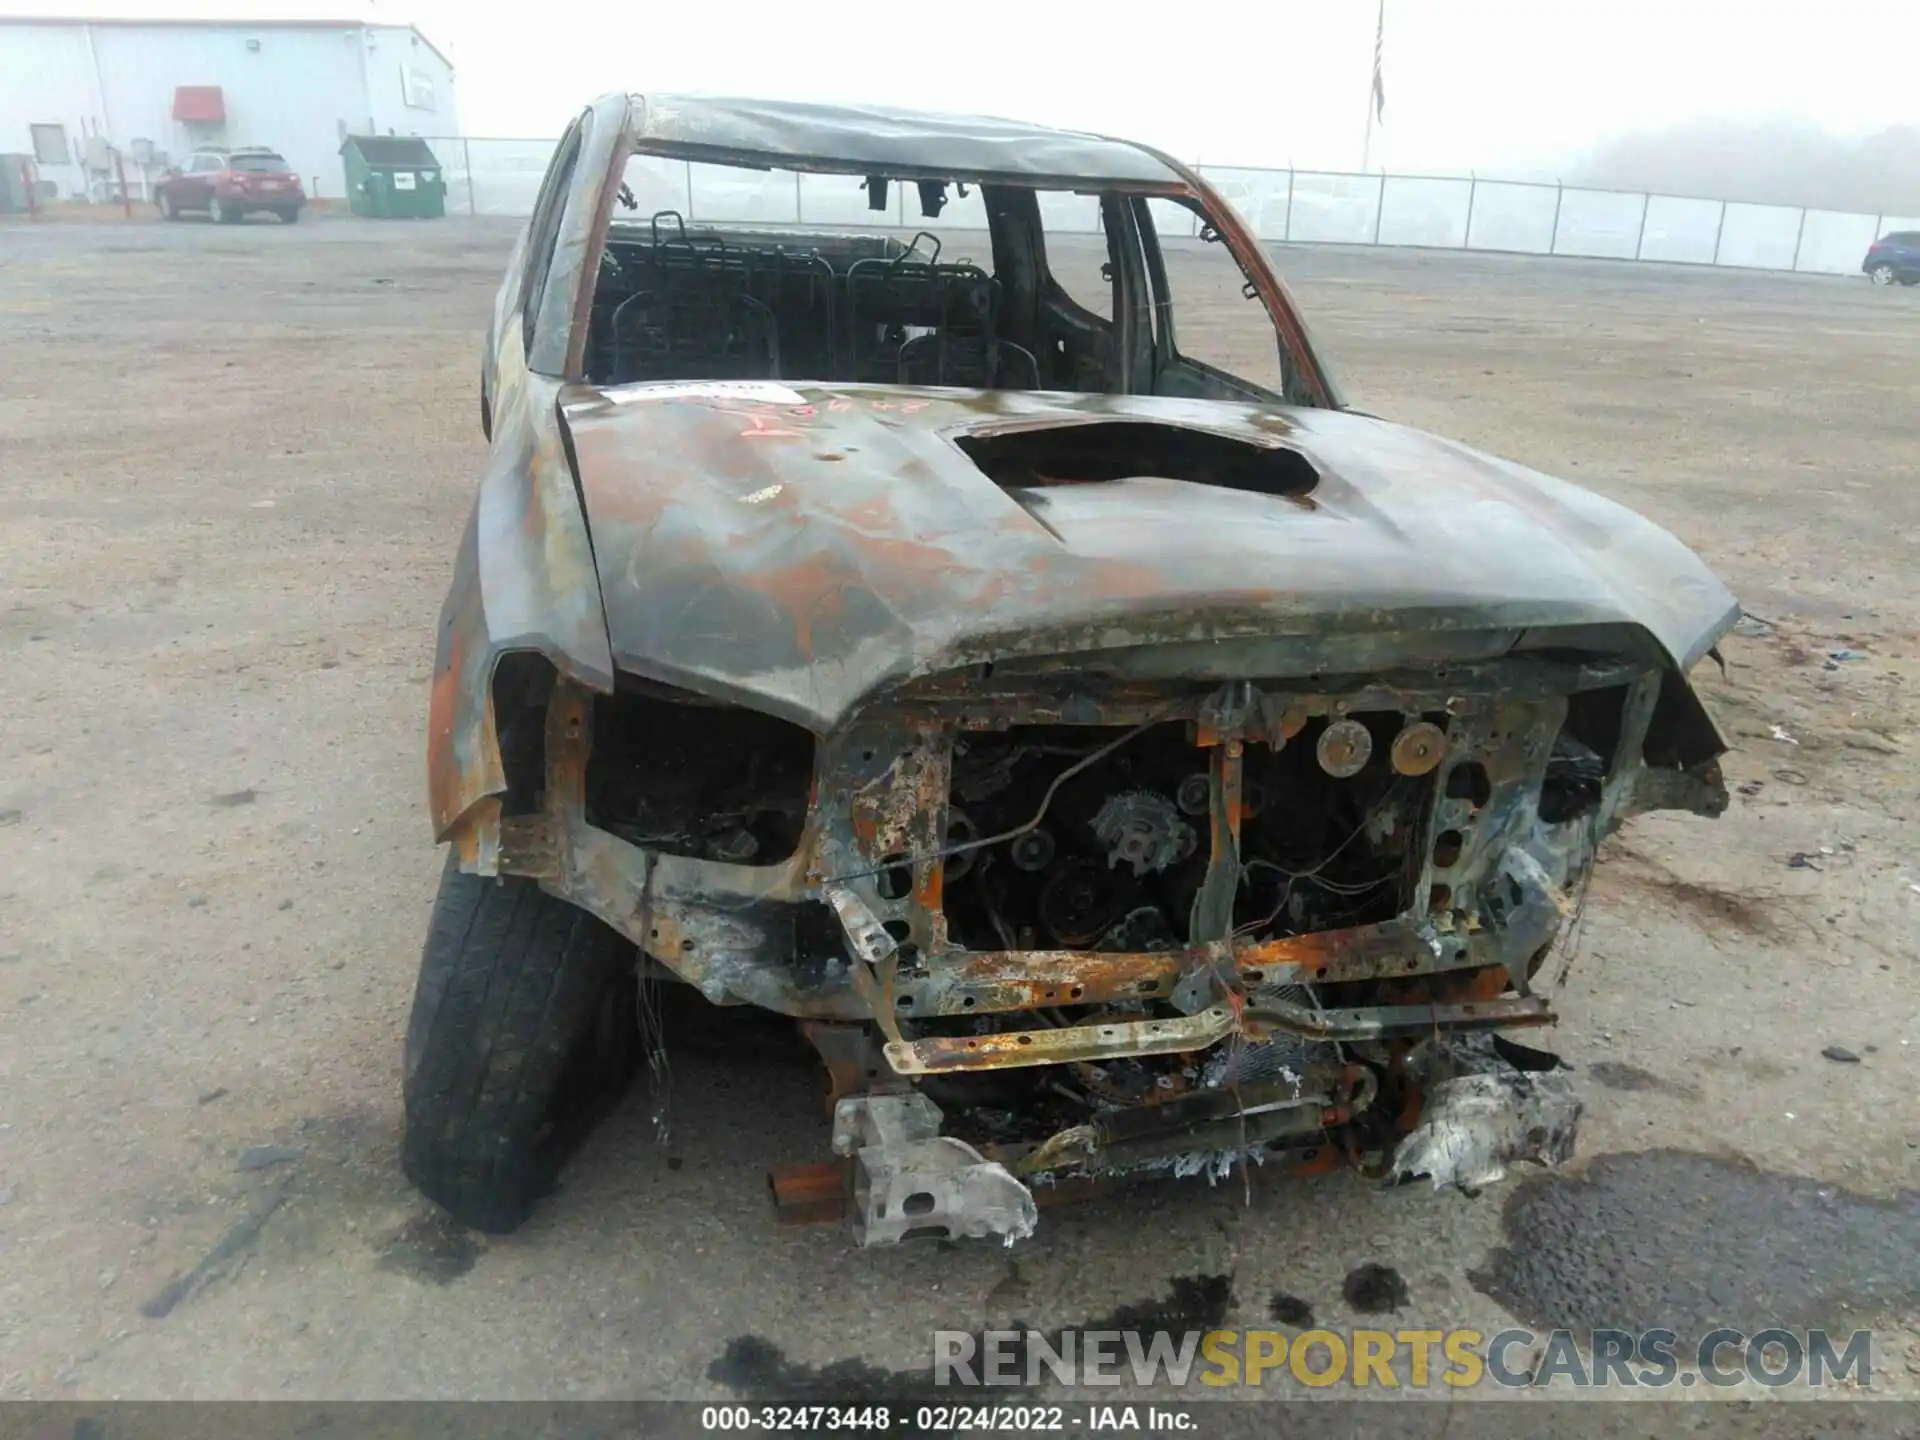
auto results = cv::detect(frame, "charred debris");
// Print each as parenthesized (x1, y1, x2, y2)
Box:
(412, 94, 1738, 1246)
(558, 656, 1715, 1243)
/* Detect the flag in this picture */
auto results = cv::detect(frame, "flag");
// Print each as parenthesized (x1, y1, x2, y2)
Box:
(1370, 0, 1386, 122)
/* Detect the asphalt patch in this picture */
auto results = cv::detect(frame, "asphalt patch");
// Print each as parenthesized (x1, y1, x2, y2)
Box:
(1635, 871, 1778, 938)
(1081, 1273, 1234, 1334)
(376, 1210, 482, 1285)
(1267, 1292, 1314, 1326)
(140, 1178, 291, 1319)
(1472, 1149, 1920, 1346)
(1587, 1062, 1702, 1100)
(710, 1335, 948, 1410)
(711, 1273, 1234, 1407)
(235, 1143, 302, 1172)
(1342, 1264, 1409, 1314)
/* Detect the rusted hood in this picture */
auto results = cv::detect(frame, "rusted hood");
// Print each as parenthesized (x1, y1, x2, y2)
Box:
(558, 382, 1737, 730)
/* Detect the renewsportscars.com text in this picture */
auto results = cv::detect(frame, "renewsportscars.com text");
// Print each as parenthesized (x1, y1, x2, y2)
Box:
(934, 1327, 1874, 1390)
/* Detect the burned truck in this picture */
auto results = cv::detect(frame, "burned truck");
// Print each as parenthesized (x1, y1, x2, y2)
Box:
(407, 93, 1736, 1242)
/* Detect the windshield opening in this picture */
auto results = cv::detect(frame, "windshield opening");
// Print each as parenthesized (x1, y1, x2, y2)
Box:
(583, 152, 1290, 402)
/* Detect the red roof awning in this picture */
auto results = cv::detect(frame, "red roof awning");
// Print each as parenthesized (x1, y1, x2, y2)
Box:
(172, 86, 226, 123)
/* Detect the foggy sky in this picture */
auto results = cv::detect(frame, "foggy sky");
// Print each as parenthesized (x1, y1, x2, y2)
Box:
(1573, 120, 1920, 216)
(13, 0, 1919, 206)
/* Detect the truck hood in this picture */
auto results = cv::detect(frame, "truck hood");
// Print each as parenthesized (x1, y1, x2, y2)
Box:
(558, 382, 1737, 730)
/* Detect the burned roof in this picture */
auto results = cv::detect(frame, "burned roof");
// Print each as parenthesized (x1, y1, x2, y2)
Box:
(626, 93, 1187, 188)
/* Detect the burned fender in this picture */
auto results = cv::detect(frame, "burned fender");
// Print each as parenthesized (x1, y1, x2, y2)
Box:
(427, 359, 613, 855)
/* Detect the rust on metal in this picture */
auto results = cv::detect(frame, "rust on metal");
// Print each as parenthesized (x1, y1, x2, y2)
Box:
(884, 1006, 1238, 1075)
(426, 89, 1742, 1227)
(1316, 718, 1373, 778)
(1390, 721, 1447, 776)
(800, 1021, 894, 1109)
(894, 918, 1475, 1018)
(769, 1160, 853, 1225)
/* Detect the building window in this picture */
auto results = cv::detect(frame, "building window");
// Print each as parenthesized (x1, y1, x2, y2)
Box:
(30, 124, 68, 166)
(400, 66, 436, 111)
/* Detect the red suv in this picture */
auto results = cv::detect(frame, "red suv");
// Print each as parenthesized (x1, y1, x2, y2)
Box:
(155, 147, 305, 224)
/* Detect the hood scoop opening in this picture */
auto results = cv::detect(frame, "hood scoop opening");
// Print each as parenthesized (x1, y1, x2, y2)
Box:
(955, 421, 1318, 499)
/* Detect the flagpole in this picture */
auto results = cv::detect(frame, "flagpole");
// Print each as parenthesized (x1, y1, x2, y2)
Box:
(1362, 0, 1384, 171)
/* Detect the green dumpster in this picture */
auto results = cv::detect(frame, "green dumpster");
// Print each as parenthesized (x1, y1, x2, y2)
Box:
(340, 136, 447, 219)
(0, 155, 32, 214)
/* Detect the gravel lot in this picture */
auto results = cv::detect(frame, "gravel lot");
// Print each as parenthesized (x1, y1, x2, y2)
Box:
(1, 214, 1916, 1417)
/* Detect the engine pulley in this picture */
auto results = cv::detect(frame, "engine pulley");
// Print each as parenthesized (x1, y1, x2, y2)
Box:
(1091, 790, 1196, 877)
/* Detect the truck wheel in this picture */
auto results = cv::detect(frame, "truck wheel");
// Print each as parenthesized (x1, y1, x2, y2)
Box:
(276, 206, 301, 224)
(401, 856, 637, 1233)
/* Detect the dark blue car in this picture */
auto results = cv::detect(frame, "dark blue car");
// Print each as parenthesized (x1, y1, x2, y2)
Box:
(1862, 231, 1920, 286)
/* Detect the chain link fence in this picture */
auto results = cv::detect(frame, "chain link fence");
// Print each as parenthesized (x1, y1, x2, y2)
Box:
(430, 136, 1916, 279)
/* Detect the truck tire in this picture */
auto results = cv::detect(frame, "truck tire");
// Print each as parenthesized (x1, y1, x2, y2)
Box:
(401, 857, 637, 1232)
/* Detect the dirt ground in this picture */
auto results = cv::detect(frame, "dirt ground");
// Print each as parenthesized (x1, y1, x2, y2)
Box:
(0, 214, 1916, 1416)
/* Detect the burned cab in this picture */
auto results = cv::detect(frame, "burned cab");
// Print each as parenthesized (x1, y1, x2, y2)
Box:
(409, 93, 1737, 1242)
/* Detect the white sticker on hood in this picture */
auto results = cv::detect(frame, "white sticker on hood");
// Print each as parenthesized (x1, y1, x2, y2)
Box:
(605, 380, 807, 406)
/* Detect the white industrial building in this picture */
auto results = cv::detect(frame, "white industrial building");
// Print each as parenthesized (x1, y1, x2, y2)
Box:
(0, 15, 458, 202)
